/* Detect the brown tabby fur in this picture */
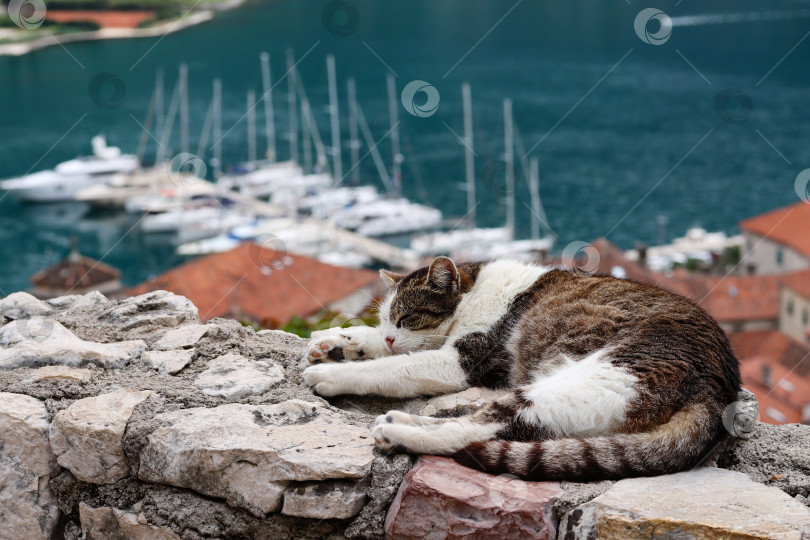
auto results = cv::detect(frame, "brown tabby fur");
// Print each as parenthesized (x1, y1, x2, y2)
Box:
(386, 262, 740, 480)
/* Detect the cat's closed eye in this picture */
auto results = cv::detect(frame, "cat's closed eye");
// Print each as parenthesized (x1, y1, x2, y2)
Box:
(395, 314, 412, 328)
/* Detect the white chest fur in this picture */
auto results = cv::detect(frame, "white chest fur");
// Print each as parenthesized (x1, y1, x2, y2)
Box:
(450, 260, 549, 338)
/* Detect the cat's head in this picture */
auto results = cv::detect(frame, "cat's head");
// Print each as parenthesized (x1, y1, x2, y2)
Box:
(377, 256, 471, 354)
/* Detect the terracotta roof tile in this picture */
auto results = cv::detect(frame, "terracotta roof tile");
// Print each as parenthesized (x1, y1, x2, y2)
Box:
(587, 239, 780, 323)
(126, 243, 381, 326)
(739, 201, 810, 258)
(730, 330, 810, 379)
(780, 268, 810, 301)
(30, 253, 120, 291)
(730, 330, 810, 424)
(665, 274, 781, 323)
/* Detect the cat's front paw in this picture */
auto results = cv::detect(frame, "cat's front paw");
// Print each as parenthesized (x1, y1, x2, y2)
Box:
(304, 328, 374, 366)
(372, 423, 414, 452)
(372, 423, 397, 451)
(304, 330, 346, 366)
(373, 410, 417, 428)
(303, 363, 345, 396)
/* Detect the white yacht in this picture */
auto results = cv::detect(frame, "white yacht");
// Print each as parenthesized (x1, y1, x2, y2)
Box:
(411, 227, 512, 256)
(124, 183, 218, 214)
(0, 135, 138, 203)
(298, 185, 381, 220)
(331, 198, 442, 237)
(139, 195, 246, 233)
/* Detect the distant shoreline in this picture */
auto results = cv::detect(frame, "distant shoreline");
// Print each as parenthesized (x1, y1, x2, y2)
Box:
(0, 0, 245, 57)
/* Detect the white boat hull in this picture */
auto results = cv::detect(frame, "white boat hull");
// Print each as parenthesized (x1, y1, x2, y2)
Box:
(0, 171, 107, 202)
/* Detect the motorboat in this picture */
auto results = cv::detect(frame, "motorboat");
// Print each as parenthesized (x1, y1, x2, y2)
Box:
(298, 185, 381, 220)
(124, 183, 219, 214)
(140, 195, 242, 233)
(74, 166, 170, 208)
(331, 198, 442, 237)
(0, 135, 138, 202)
(411, 227, 512, 256)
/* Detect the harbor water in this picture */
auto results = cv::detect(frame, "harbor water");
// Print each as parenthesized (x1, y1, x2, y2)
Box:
(1, 0, 809, 292)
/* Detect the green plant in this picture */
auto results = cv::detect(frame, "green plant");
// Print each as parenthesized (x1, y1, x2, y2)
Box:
(279, 310, 380, 339)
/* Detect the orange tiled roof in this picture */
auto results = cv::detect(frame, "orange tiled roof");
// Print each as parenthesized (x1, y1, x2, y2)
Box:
(664, 274, 781, 323)
(780, 268, 810, 301)
(30, 253, 120, 291)
(740, 354, 810, 424)
(126, 243, 380, 326)
(731, 330, 810, 424)
(739, 201, 810, 259)
(588, 239, 780, 324)
(729, 330, 810, 379)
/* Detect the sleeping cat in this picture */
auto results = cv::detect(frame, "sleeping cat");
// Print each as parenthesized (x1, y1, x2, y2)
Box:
(302, 257, 741, 480)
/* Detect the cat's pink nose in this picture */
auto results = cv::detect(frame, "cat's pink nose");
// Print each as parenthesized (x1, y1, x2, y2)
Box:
(385, 336, 395, 349)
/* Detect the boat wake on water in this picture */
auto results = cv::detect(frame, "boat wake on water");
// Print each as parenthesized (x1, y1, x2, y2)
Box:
(670, 9, 810, 27)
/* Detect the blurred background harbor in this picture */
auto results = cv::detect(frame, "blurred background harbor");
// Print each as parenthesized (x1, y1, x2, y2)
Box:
(2, 0, 809, 292)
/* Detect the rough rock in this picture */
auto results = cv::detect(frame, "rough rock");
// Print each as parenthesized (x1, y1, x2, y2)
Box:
(0, 291, 57, 318)
(552, 480, 615, 522)
(0, 392, 60, 540)
(419, 387, 507, 417)
(79, 502, 182, 539)
(50, 390, 154, 484)
(6, 288, 809, 540)
(139, 486, 348, 540)
(281, 480, 368, 519)
(0, 291, 109, 320)
(26, 365, 93, 383)
(96, 291, 198, 331)
(140, 349, 194, 375)
(138, 400, 374, 517)
(717, 421, 810, 502)
(385, 455, 563, 540)
(153, 324, 209, 350)
(0, 319, 146, 369)
(559, 467, 810, 539)
(193, 352, 284, 399)
(45, 291, 109, 313)
(345, 454, 414, 538)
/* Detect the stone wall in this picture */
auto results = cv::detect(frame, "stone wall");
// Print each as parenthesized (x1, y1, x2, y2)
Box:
(1, 290, 809, 539)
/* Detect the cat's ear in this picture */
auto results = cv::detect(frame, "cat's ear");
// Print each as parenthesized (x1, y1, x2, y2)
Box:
(379, 269, 404, 289)
(427, 256, 460, 292)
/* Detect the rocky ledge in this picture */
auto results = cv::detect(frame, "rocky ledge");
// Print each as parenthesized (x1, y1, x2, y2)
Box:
(0, 290, 809, 540)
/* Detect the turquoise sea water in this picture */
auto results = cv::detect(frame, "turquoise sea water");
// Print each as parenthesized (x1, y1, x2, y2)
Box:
(1, 0, 809, 293)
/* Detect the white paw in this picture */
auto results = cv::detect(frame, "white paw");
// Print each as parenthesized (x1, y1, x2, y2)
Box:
(303, 364, 345, 396)
(372, 423, 402, 451)
(374, 410, 416, 428)
(304, 328, 373, 366)
(304, 332, 345, 366)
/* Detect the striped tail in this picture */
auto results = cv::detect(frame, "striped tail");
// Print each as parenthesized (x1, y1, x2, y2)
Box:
(452, 403, 723, 481)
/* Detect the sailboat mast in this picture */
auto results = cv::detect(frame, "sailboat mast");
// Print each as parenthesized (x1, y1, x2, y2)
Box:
(529, 156, 540, 241)
(354, 98, 394, 194)
(302, 95, 312, 174)
(212, 79, 222, 179)
(247, 89, 257, 164)
(286, 48, 298, 165)
(504, 98, 515, 239)
(154, 69, 164, 164)
(159, 78, 180, 162)
(347, 77, 360, 185)
(136, 76, 157, 164)
(179, 64, 189, 155)
(462, 82, 475, 228)
(327, 54, 342, 182)
(386, 74, 402, 198)
(260, 52, 276, 162)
